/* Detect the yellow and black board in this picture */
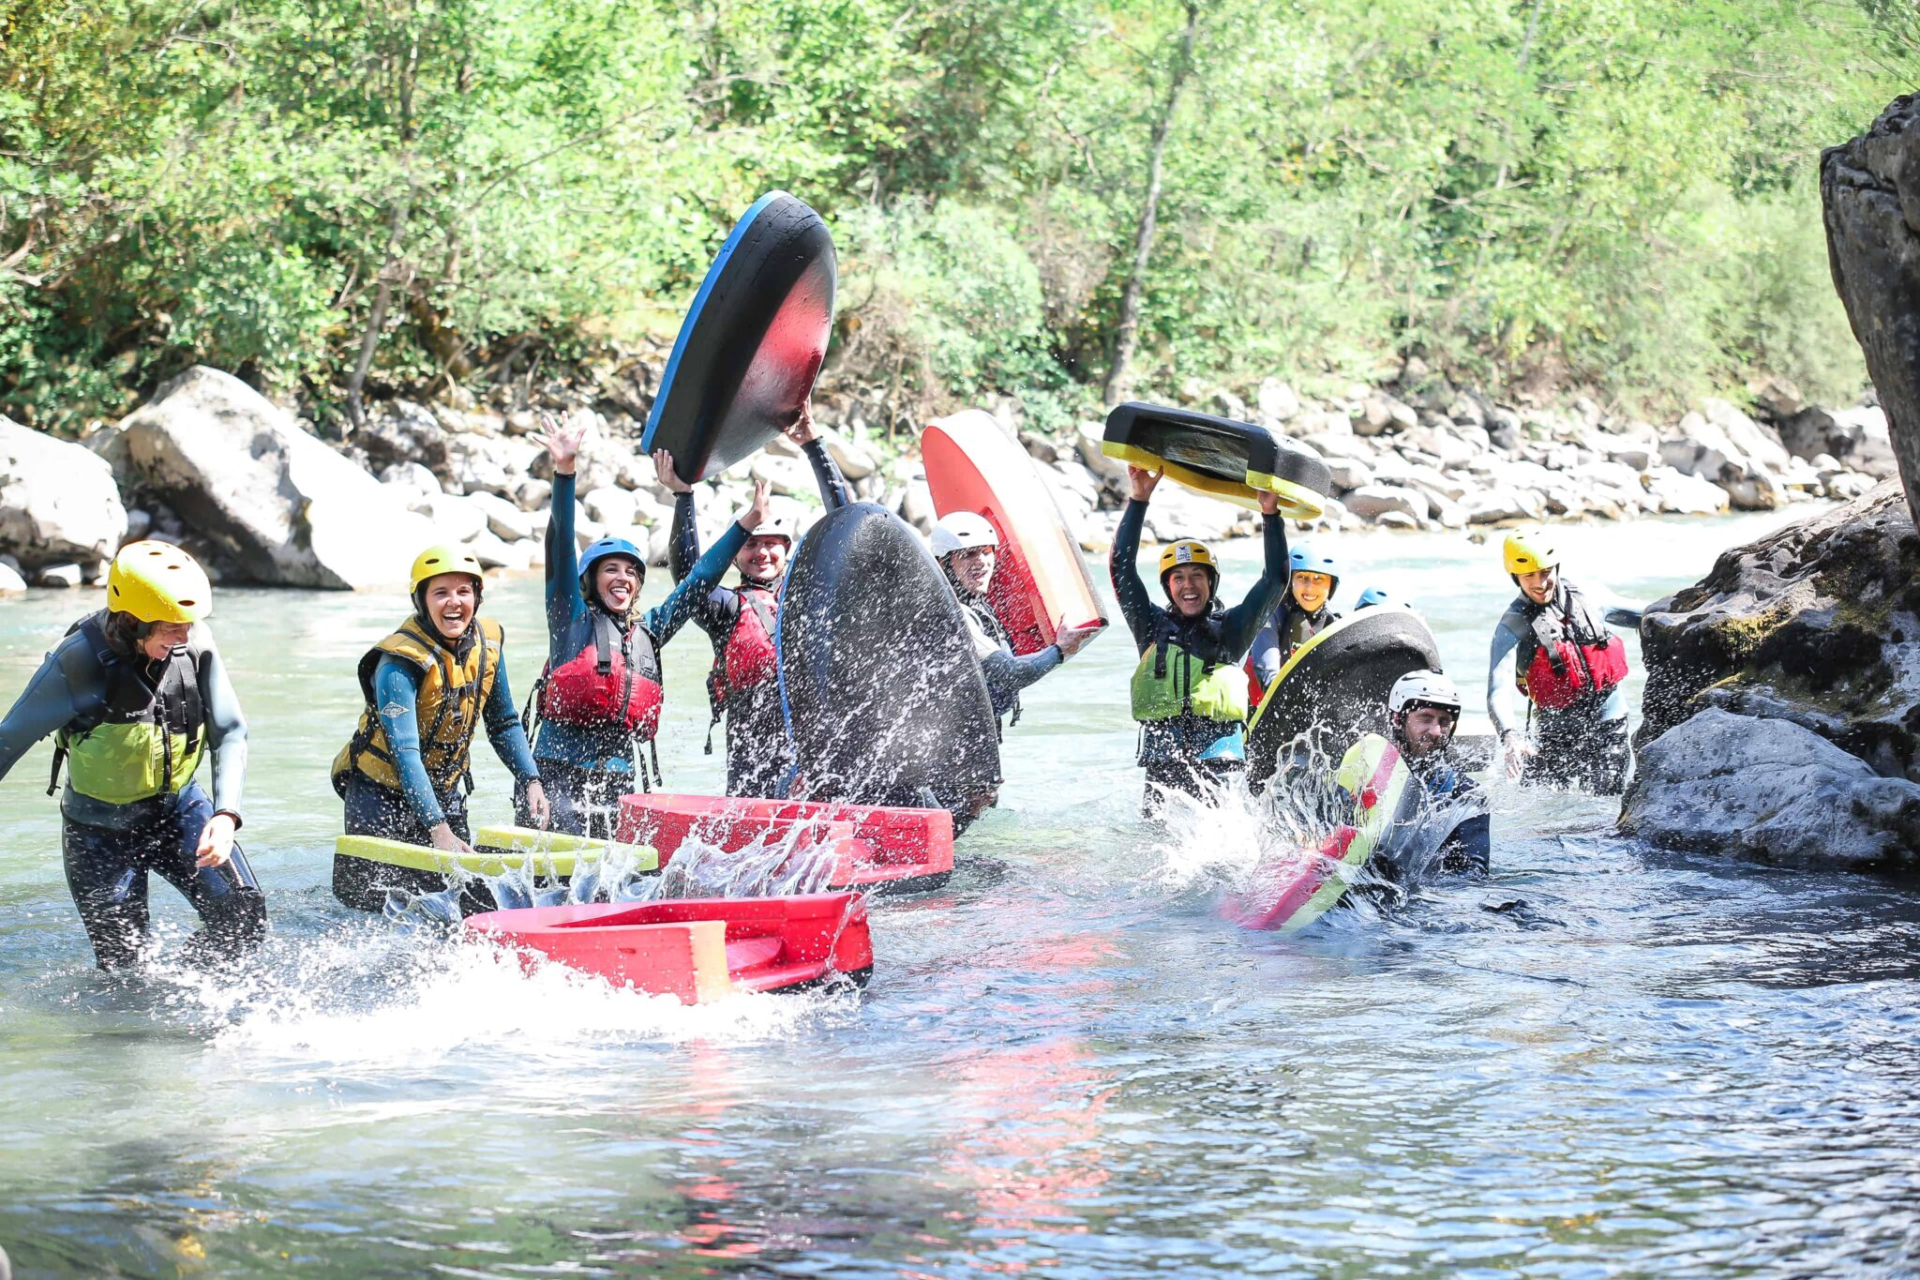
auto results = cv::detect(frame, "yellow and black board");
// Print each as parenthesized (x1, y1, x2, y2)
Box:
(1101, 401, 1328, 520)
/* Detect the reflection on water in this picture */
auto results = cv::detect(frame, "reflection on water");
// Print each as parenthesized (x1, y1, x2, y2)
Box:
(2, 510, 1919, 1275)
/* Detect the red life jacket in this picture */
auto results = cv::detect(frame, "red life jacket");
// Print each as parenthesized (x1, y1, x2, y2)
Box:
(1518, 583, 1629, 712)
(538, 610, 664, 739)
(707, 585, 780, 715)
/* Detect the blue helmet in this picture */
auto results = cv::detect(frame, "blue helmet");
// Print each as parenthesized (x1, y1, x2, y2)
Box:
(1356, 586, 1391, 609)
(579, 536, 645, 587)
(1288, 542, 1340, 593)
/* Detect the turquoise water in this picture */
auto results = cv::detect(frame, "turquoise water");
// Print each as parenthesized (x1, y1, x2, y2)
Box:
(2, 508, 1917, 1277)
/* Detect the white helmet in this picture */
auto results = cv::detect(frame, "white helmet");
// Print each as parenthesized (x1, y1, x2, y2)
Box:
(748, 500, 799, 544)
(1388, 669, 1461, 719)
(930, 511, 999, 558)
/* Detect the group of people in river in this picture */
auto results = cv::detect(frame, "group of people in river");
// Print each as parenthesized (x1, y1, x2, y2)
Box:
(0, 404, 1639, 969)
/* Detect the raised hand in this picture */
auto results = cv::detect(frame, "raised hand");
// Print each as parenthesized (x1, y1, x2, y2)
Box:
(739, 478, 774, 532)
(1054, 620, 1104, 659)
(653, 447, 693, 494)
(1257, 489, 1281, 517)
(1127, 464, 1163, 502)
(531, 413, 589, 476)
(783, 399, 819, 447)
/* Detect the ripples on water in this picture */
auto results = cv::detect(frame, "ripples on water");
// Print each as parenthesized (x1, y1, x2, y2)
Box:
(2, 513, 1918, 1276)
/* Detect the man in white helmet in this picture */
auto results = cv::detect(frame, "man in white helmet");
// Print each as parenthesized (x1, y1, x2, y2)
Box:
(1385, 669, 1490, 875)
(931, 511, 1101, 724)
(665, 401, 851, 796)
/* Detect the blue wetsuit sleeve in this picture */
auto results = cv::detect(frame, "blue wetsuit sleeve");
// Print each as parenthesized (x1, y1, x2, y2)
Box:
(669, 492, 698, 584)
(546, 471, 584, 664)
(372, 657, 447, 828)
(1487, 612, 1525, 739)
(803, 438, 853, 510)
(1220, 513, 1289, 657)
(0, 645, 84, 783)
(981, 645, 1063, 717)
(196, 636, 249, 815)
(645, 518, 750, 645)
(483, 656, 539, 783)
(1109, 499, 1157, 649)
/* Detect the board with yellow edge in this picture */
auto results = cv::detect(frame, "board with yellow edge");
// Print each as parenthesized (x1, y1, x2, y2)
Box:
(1222, 733, 1418, 933)
(331, 826, 658, 914)
(1101, 401, 1328, 520)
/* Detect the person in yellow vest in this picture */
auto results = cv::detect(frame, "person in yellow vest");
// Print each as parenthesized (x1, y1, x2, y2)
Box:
(0, 542, 265, 969)
(331, 545, 548, 909)
(1109, 465, 1287, 811)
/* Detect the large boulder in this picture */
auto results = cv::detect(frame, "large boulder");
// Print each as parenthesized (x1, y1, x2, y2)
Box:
(1621, 707, 1920, 869)
(114, 367, 435, 589)
(1822, 94, 1920, 527)
(1637, 481, 1920, 782)
(1, 415, 129, 571)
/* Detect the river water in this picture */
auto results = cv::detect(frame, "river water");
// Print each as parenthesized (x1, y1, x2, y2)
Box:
(3, 509, 1917, 1277)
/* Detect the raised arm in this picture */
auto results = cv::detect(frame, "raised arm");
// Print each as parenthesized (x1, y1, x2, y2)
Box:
(1109, 466, 1162, 649)
(644, 480, 760, 645)
(531, 415, 589, 646)
(783, 402, 852, 510)
(1219, 498, 1288, 657)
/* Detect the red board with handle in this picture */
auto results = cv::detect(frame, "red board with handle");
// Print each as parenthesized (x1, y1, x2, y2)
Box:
(465, 893, 873, 1004)
(921, 410, 1109, 655)
(616, 792, 954, 895)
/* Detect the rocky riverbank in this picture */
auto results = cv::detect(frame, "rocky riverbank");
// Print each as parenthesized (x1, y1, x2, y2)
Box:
(0, 358, 1894, 592)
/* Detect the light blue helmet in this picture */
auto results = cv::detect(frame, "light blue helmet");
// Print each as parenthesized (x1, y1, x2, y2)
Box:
(579, 535, 645, 590)
(1356, 586, 1391, 609)
(1288, 542, 1340, 594)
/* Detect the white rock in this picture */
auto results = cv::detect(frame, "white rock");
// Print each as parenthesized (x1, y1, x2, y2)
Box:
(1256, 378, 1302, 423)
(116, 367, 435, 589)
(513, 478, 552, 512)
(1445, 393, 1486, 427)
(0, 562, 25, 595)
(465, 530, 529, 571)
(1303, 431, 1375, 462)
(583, 485, 638, 529)
(1344, 484, 1430, 523)
(1324, 457, 1374, 491)
(1701, 397, 1790, 473)
(36, 562, 84, 588)
(467, 490, 536, 542)
(900, 479, 936, 533)
(1374, 510, 1423, 530)
(749, 452, 817, 500)
(1076, 421, 1127, 484)
(822, 427, 879, 480)
(380, 461, 443, 498)
(414, 492, 490, 544)
(1642, 466, 1731, 516)
(1, 415, 130, 570)
(1460, 486, 1542, 525)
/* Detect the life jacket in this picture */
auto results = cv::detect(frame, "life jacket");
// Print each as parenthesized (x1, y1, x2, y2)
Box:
(48, 611, 207, 807)
(537, 608, 663, 739)
(1515, 582, 1629, 712)
(705, 584, 779, 724)
(1132, 621, 1249, 727)
(1246, 602, 1337, 707)
(332, 615, 504, 797)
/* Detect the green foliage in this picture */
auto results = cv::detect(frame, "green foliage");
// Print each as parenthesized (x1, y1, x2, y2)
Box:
(0, 0, 1901, 432)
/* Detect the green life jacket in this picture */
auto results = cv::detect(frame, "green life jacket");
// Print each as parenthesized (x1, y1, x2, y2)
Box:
(1130, 637, 1249, 726)
(50, 611, 208, 807)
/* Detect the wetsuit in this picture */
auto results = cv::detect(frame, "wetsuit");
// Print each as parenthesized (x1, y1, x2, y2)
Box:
(954, 589, 1063, 723)
(0, 616, 265, 969)
(1487, 578, 1638, 796)
(669, 438, 849, 797)
(1403, 747, 1491, 875)
(530, 469, 746, 832)
(1249, 597, 1340, 691)
(1110, 499, 1288, 810)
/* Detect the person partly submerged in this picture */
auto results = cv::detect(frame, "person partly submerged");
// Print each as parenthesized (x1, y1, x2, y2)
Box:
(331, 543, 546, 909)
(0, 542, 265, 968)
(1383, 669, 1489, 876)
(524, 415, 772, 827)
(1486, 528, 1640, 796)
(1110, 463, 1287, 813)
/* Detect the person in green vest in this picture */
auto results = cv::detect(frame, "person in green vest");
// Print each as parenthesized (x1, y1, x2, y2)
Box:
(1109, 465, 1287, 812)
(0, 542, 264, 969)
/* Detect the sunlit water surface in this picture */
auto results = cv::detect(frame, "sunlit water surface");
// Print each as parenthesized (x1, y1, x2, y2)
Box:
(3, 509, 1917, 1277)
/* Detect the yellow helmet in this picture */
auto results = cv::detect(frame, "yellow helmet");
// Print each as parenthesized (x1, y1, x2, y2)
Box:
(106, 541, 212, 625)
(1503, 528, 1560, 576)
(409, 543, 485, 594)
(1158, 539, 1218, 587)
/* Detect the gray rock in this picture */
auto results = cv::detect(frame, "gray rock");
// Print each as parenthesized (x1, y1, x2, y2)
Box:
(36, 562, 84, 588)
(1622, 708, 1920, 868)
(1077, 420, 1128, 486)
(1323, 457, 1374, 492)
(1343, 483, 1430, 523)
(1213, 389, 1249, 421)
(822, 427, 878, 480)
(117, 367, 436, 589)
(1821, 94, 1920, 525)
(1445, 393, 1486, 427)
(0, 562, 25, 595)
(379, 460, 442, 498)
(513, 478, 553, 512)
(748, 452, 816, 500)
(1, 415, 130, 570)
(1485, 407, 1523, 452)
(412, 491, 490, 545)
(899, 479, 936, 533)
(1257, 377, 1302, 423)
(1642, 466, 1731, 516)
(582, 485, 638, 529)
(1359, 394, 1417, 436)
(1461, 486, 1541, 525)
(1373, 509, 1423, 530)
(466, 490, 535, 543)
(360, 400, 450, 471)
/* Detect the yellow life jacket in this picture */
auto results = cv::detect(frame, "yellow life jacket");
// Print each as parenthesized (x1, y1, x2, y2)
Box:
(52, 612, 208, 806)
(1130, 638, 1249, 726)
(332, 615, 504, 797)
